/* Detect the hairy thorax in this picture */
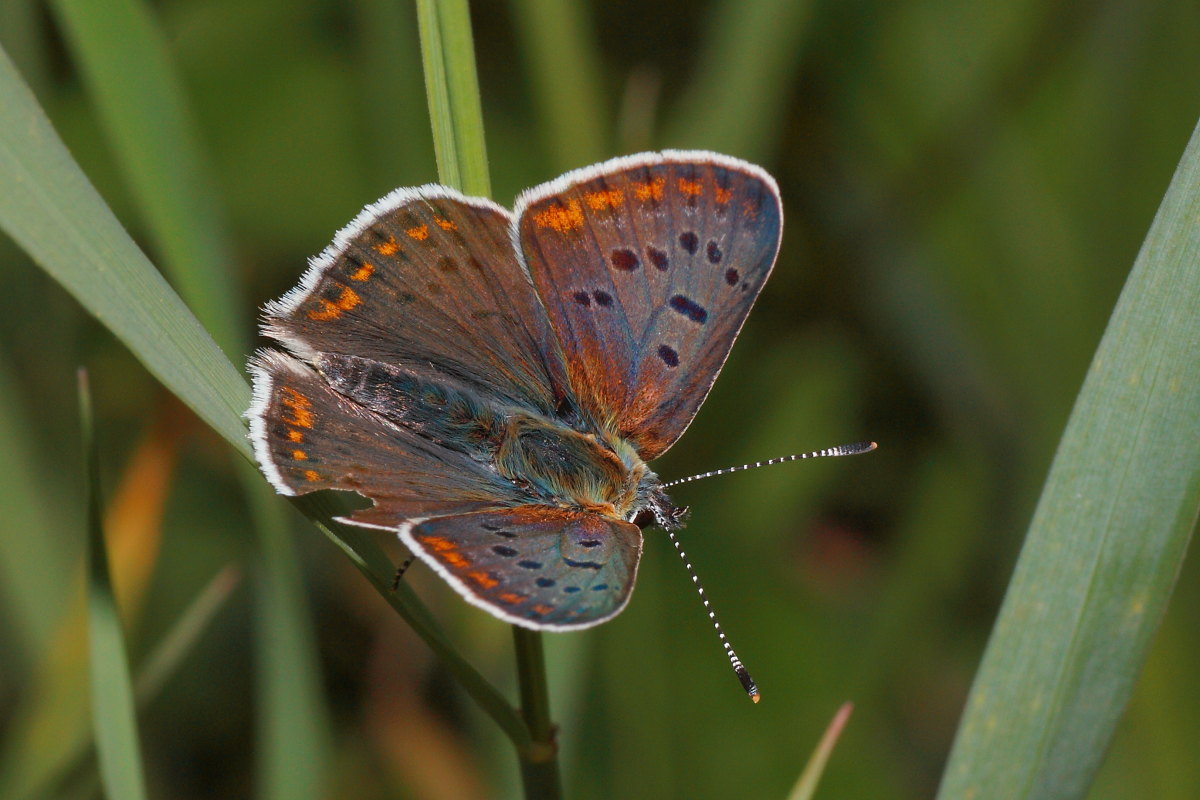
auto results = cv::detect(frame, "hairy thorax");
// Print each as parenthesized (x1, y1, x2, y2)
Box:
(496, 414, 649, 519)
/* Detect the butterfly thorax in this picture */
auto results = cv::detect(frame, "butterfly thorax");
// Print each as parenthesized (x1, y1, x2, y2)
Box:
(496, 414, 657, 522)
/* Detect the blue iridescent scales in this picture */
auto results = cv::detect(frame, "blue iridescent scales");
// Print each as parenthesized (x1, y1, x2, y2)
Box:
(246, 152, 781, 647)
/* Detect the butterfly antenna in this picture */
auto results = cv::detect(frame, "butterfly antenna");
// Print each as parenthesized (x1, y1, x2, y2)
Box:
(662, 441, 877, 489)
(391, 554, 416, 591)
(667, 530, 760, 702)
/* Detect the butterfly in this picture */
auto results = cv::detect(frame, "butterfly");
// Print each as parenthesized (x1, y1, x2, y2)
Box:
(247, 151, 782, 633)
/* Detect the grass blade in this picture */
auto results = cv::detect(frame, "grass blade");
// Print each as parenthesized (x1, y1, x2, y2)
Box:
(49, 0, 243, 356)
(243, 466, 331, 800)
(0, 45, 250, 456)
(661, 0, 813, 161)
(0, 352, 71, 662)
(79, 370, 148, 800)
(508, 0, 608, 170)
(0, 41, 529, 752)
(415, 0, 490, 196)
(788, 702, 854, 800)
(938, 116, 1200, 798)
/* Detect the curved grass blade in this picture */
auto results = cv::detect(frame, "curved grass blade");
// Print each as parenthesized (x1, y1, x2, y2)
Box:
(0, 46, 250, 456)
(79, 370, 148, 800)
(938, 116, 1200, 798)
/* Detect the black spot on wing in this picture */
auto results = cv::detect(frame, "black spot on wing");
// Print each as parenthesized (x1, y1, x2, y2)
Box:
(679, 231, 699, 254)
(669, 294, 708, 324)
(610, 249, 640, 271)
(646, 246, 669, 270)
(706, 240, 722, 264)
(725, 268, 740, 286)
(492, 545, 518, 557)
(563, 557, 603, 570)
(657, 345, 679, 367)
(536, 577, 556, 588)
(593, 291, 614, 307)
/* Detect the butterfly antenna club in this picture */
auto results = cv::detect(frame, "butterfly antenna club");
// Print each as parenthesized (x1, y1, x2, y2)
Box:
(667, 530, 760, 702)
(662, 441, 877, 489)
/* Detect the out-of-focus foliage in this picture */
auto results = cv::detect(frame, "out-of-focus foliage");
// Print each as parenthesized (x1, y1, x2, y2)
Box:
(0, 0, 1197, 797)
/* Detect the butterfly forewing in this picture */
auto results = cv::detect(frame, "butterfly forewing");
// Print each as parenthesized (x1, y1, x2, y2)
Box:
(515, 151, 782, 460)
(402, 506, 642, 630)
(263, 188, 569, 415)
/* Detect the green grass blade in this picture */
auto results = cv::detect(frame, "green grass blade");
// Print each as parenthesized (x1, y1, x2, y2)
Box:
(660, 0, 813, 161)
(937, 116, 1200, 799)
(788, 702, 854, 800)
(49, 2, 338, 791)
(0, 352, 71, 662)
(0, 41, 529, 752)
(134, 566, 241, 704)
(0, 45, 250, 456)
(243, 466, 331, 800)
(415, 0, 490, 196)
(49, 0, 242, 356)
(79, 370, 148, 800)
(508, 0, 608, 170)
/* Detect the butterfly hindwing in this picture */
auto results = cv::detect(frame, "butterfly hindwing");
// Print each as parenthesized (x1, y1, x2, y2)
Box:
(402, 506, 643, 630)
(247, 350, 523, 523)
(514, 151, 782, 459)
(263, 187, 569, 416)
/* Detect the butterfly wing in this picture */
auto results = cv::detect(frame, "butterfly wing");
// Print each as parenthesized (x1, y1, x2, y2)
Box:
(514, 151, 782, 460)
(263, 187, 569, 416)
(247, 350, 524, 524)
(402, 506, 642, 630)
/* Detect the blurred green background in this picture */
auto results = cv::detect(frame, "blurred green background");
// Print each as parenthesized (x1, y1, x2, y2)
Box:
(1, 0, 1198, 797)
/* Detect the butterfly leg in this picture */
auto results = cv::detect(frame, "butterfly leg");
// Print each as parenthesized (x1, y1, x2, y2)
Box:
(391, 554, 417, 590)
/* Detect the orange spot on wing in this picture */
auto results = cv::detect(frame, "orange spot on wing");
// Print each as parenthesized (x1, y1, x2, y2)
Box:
(467, 570, 499, 589)
(419, 535, 456, 552)
(584, 188, 624, 210)
(307, 286, 361, 321)
(678, 178, 703, 196)
(280, 387, 315, 428)
(375, 236, 399, 255)
(741, 199, 760, 217)
(532, 604, 554, 615)
(406, 224, 429, 240)
(443, 551, 469, 568)
(533, 199, 584, 232)
(632, 177, 665, 202)
(287, 430, 304, 443)
(498, 592, 527, 605)
(304, 469, 319, 482)
(291, 449, 307, 460)
(434, 217, 457, 231)
(715, 186, 732, 204)
(349, 262, 374, 281)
